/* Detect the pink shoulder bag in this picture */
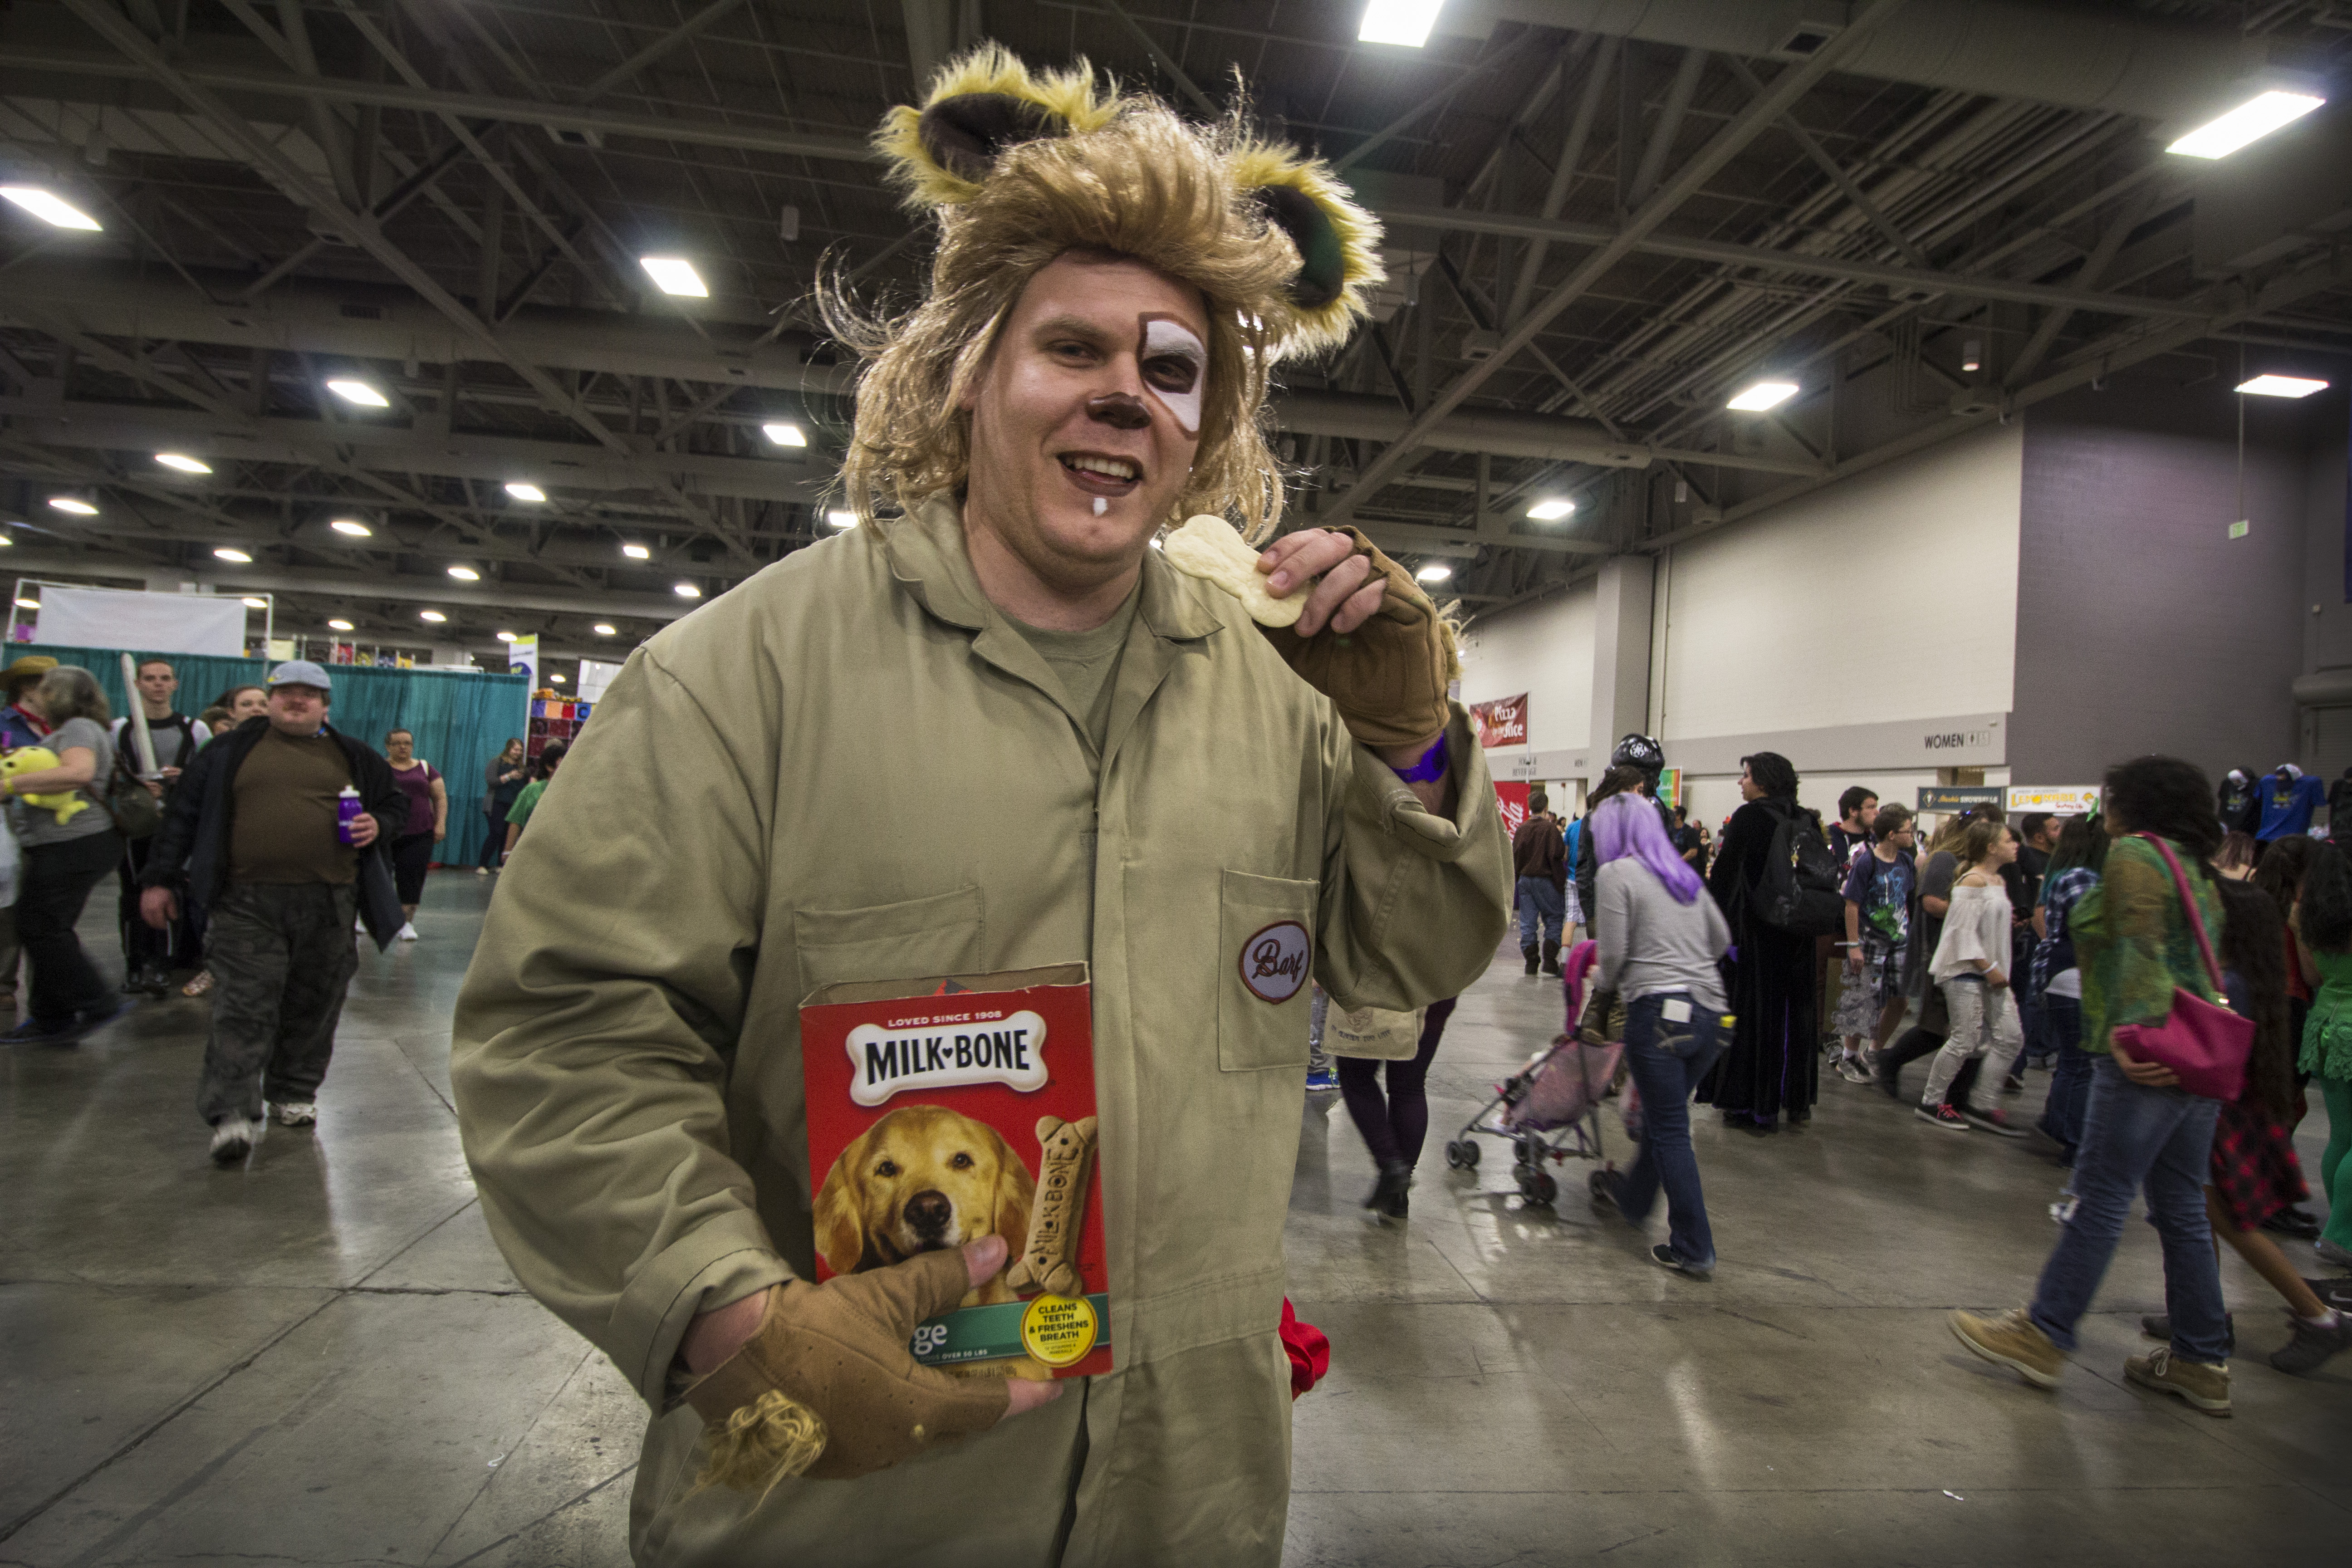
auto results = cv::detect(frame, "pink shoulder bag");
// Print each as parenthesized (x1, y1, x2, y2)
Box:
(2108, 834, 2253, 1102)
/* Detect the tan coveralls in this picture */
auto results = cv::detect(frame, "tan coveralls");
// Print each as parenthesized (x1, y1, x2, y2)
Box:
(451, 497, 1511, 1565)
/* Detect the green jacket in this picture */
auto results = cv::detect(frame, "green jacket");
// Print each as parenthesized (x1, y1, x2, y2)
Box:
(450, 497, 1511, 1564)
(2071, 833, 2224, 1057)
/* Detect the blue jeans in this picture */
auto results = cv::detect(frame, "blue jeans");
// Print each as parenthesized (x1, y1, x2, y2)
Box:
(2036, 995, 2092, 1158)
(1516, 877, 1565, 947)
(2027, 1056, 2228, 1364)
(1610, 992, 1728, 1269)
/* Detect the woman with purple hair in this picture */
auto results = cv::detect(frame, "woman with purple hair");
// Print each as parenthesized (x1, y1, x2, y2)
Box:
(1586, 792, 1735, 1279)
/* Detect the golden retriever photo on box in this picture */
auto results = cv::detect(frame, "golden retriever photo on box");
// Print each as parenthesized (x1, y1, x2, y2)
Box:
(812, 1102, 1036, 1306)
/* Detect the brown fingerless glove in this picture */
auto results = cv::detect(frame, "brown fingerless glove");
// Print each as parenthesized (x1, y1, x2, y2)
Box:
(683, 1250, 1010, 1485)
(1261, 527, 1460, 750)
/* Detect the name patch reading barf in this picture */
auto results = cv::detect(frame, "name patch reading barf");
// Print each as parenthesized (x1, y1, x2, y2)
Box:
(845, 1008, 1050, 1107)
(1239, 921, 1312, 1004)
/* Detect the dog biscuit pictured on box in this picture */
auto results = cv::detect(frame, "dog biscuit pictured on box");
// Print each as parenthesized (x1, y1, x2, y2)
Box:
(1004, 1114, 1098, 1298)
(1162, 514, 1304, 627)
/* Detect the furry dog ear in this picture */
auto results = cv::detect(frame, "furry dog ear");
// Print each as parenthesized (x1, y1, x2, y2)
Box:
(989, 1123, 1037, 1253)
(875, 44, 1120, 206)
(1227, 142, 1385, 358)
(810, 1134, 868, 1277)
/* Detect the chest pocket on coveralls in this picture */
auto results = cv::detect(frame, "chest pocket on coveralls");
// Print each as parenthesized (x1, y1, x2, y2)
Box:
(792, 885, 985, 996)
(1219, 868, 1318, 1071)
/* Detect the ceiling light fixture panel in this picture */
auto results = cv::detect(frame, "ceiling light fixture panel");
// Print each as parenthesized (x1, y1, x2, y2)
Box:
(47, 496, 97, 515)
(1727, 380, 1799, 412)
(639, 256, 710, 297)
(1526, 499, 1575, 521)
(2236, 374, 2328, 398)
(329, 518, 372, 537)
(325, 378, 389, 407)
(0, 186, 102, 230)
(419, 609, 447, 623)
(593, 623, 617, 636)
(1358, 0, 1441, 48)
(505, 482, 546, 503)
(1415, 563, 1452, 583)
(825, 510, 858, 529)
(2167, 90, 2325, 159)
(621, 543, 651, 559)
(213, 546, 252, 562)
(328, 618, 354, 631)
(154, 453, 211, 474)
(674, 582, 703, 598)
(763, 421, 808, 447)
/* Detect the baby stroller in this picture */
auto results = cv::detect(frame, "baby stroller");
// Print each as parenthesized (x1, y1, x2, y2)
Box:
(1444, 940, 1620, 1205)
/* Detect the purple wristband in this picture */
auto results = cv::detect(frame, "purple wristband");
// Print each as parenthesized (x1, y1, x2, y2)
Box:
(1392, 735, 1448, 783)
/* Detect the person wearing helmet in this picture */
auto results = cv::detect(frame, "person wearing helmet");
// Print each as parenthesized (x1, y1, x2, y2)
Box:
(1573, 734, 1674, 941)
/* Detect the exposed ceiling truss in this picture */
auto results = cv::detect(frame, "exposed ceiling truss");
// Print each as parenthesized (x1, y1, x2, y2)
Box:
(0, 0, 2347, 655)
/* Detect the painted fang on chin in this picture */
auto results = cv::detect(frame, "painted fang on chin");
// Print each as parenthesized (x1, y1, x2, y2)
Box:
(1093, 497, 1107, 515)
(1141, 316, 1206, 436)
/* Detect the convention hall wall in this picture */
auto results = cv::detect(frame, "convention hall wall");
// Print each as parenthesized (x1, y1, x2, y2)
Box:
(2009, 378, 2336, 788)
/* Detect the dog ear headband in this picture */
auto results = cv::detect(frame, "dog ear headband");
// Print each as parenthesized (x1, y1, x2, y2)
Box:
(873, 44, 1383, 357)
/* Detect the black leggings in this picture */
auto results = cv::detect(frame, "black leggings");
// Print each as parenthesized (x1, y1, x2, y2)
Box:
(392, 832, 434, 904)
(18, 829, 124, 1025)
(476, 809, 508, 870)
(1337, 997, 1458, 1169)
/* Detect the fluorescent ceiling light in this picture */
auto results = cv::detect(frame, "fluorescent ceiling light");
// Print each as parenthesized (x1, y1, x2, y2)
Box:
(0, 186, 102, 230)
(825, 510, 858, 529)
(1358, 0, 1441, 48)
(2235, 373, 2329, 398)
(213, 546, 252, 562)
(46, 496, 97, 515)
(1525, 499, 1575, 521)
(325, 378, 389, 407)
(621, 543, 651, 559)
(327, 618, 354, 631)
(505, 482, 546, 502)
(154, 453, 211, 474)
(495, 630, 518, 642)
(2167, 91, 2324, 159)
(639, 255, 709, 297)
(674, 581, 703, 598)
(418, 609, 447, 623)
(0, 535, 13, 546)
(447, 565, 480, 581)
(1726, 380, 1799, 412)
(550, 672, 567, 684)
(1415, 563, 1453, 583)
(763, 421, 808, 447)
(593, 622, 617, 636)
(14, 597, 39, 610)
(329, 518, 372, 537)
(240, 597, 268, 609)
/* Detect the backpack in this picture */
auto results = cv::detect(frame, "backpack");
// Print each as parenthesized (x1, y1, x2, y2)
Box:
(1752, 807, 1846, 936)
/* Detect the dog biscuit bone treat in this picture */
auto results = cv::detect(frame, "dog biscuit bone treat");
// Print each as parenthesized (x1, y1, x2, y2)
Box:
(684, 1250, 1009, 1486)
(1004, 1115, 1098, 1298)
(1162, 515, 1304, 627)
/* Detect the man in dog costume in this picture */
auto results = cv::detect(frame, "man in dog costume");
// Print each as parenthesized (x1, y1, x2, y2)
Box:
(452, 47, 1509, 1567)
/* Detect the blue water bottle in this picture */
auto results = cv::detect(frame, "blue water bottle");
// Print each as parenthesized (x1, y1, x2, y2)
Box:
(335, 785, 363, 845)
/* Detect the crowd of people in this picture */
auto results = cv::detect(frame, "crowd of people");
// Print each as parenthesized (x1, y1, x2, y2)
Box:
(0, 653, 556, 1163)
(1314, 732, 2352, 1404)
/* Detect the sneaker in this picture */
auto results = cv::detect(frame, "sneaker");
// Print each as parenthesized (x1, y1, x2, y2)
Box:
(2307, 1277, 2352, 1311)
(272, 1100, 318, 1127)
(1916, 1102, 1969, 1131)
(1588, 1167, 1621, 1217)
(2125, 1347, 2230, 1416)
(397, 922, 420, 941)
(354, 917, 366, 934)
(2268, 1311, 2352, 1376)
(2139, 1312, 2234, 1356)
(209, 1115, 260, 1165)
(1835, 1056, 1872, 1084)
(1650, 1243, 1711, 1282)
(2316, 1238, 2352, 1269)
(2001, 1074, 2025, 1096)
(1960, 1102, 2029, 1138)
(1303, 1068, 1338, 1092)
(2262, 1206, 2321, 1239)
(0, 1017, 72, 1046)
(1949, 1307, 2064, 1388)
(475, 866, 490, 877)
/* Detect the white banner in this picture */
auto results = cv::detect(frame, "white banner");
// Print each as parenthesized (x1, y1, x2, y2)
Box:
(34, 586, 245, 657)
(577, 657, 624, 702)
(508, 633, 539, 688)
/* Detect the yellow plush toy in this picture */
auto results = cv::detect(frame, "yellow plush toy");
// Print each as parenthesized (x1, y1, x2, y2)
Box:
(0, 747, 88, 825)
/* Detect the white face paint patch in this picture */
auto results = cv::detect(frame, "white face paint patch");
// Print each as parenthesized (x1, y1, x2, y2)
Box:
(1139, 316, 1206, 436)
(1092, 496, 1107, 515)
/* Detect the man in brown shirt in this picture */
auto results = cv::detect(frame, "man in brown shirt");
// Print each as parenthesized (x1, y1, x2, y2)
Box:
(1512, 789, 1568, 975)
(138, 662, 405, 1164)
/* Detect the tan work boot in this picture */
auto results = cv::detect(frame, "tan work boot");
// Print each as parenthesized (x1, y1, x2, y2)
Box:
(1950, 1307, 2064, 1388)
(2125, 1347, 2231, 1416)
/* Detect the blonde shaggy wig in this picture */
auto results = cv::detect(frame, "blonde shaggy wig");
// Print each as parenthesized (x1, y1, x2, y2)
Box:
(826, 49, 1382, 544)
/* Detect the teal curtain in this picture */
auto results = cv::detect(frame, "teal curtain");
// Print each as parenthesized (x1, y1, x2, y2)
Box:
(20, 645, 530, 866)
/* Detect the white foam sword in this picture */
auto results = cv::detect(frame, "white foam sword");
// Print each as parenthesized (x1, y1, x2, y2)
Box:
(118, 652, 161, 780)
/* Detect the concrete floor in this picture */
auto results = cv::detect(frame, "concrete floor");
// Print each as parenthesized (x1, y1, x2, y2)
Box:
(2, 875, 2343, 1566)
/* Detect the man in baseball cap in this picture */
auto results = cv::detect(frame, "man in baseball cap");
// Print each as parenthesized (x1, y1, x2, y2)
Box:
(138, 656, 403, 1163)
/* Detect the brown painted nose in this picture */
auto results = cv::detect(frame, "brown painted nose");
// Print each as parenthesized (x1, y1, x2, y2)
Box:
(1086, 392, 1150, 431)
(904, 1190, 952, 1235)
